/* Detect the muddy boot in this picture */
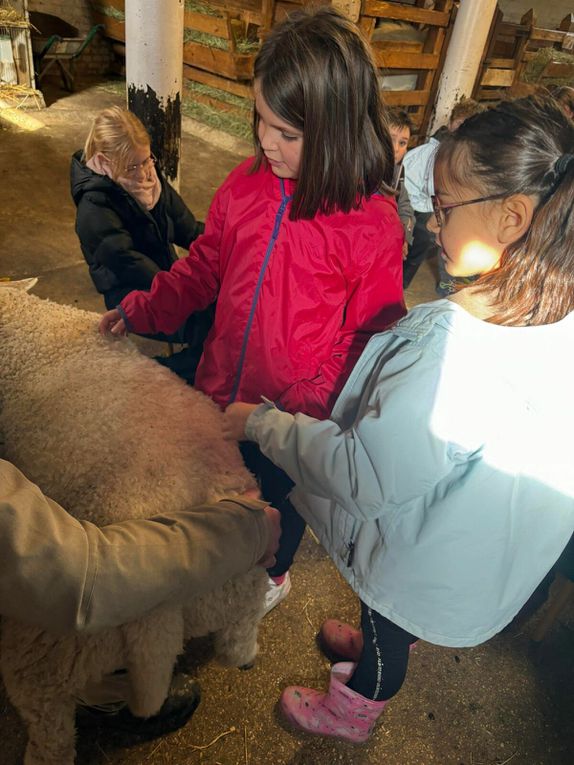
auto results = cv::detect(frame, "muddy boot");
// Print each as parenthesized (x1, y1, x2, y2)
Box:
(77, 672, 201, 743)
(317, 619, 363, 662)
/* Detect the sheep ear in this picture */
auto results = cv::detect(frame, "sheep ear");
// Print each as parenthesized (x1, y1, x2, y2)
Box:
(0, 277, 38, 292)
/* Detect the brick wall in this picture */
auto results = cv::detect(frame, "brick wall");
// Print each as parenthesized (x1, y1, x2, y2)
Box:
(74, 35, 116, 81)
(29, 0, 93, 33)
(29, 0, 117, 84)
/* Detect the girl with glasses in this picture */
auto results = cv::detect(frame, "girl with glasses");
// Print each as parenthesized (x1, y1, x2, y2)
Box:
(223, 95, 574, 742)
(71, 107, 210, 362)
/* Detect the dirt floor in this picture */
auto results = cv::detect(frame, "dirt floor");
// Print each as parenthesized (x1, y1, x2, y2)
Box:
(0, 78, 573, 765)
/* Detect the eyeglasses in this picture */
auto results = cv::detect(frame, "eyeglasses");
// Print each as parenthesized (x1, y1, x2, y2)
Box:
(123, 153, 156, 176)
(431, 192, 506, 228)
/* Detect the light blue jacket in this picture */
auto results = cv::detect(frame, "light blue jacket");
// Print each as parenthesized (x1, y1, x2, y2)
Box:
(246, 301, 574, 646)
(402, 138, 439, 213)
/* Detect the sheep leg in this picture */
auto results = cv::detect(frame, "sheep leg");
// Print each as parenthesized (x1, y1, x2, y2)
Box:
(21, 696, 77, 765)
(213, 615, 261, 668)
(1, 623, 77, 765)
(121, 608, 184, 718)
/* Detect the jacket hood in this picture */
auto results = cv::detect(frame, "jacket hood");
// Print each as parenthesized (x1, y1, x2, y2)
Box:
(70, 150, 116, 204)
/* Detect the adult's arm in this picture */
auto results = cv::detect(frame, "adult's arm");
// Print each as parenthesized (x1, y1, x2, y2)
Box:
(0, 460, 272, 635)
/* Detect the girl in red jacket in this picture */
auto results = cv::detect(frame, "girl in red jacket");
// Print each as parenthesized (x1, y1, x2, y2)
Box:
(99, 7, 405, 612)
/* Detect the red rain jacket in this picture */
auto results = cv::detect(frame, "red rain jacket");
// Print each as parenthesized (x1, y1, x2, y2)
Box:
(120, 158, 405, 419)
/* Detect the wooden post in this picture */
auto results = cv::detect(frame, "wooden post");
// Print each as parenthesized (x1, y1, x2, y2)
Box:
(5, 0, 36, 89)
(428, 0, 498, 134)
(331, 0, 362, 23)
(125, 0, 184, 188)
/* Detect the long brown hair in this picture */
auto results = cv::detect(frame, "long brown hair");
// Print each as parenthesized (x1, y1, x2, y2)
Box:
(252, 7, 395, 220)
(436, 95, 574, 326)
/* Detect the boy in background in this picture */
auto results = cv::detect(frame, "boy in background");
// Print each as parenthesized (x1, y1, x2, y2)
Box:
(388, 109, 415, 261)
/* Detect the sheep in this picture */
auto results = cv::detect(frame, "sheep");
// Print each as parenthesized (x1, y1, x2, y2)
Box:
(0, 282, 267, 765)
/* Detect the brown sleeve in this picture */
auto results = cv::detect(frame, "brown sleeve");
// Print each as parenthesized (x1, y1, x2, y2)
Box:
(0, 460, 269, 634)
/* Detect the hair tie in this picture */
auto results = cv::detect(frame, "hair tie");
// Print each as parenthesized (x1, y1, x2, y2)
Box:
(554, 153, 574, 177)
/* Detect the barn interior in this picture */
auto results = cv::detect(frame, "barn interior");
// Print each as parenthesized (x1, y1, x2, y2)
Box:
(1, 1, 573, 764)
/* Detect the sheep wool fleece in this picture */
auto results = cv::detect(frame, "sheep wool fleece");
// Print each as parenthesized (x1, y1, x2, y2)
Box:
(0, 285, 269, 765)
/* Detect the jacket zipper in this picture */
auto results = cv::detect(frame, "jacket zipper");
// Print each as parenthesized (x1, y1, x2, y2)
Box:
(347, 540, 355, 567)
(228, 179, 292, 405)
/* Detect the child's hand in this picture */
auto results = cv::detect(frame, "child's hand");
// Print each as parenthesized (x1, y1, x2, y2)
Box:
(222, 402, 258, 440)
(99, 309, 127, 337)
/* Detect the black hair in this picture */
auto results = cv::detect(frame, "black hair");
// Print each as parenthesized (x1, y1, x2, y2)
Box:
(436, 95, 574, 326)
(387, 108, 414, 133)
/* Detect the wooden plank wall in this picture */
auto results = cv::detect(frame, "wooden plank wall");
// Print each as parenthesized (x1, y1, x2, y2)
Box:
(92, 0, 462, 139)
(474, 8, 574, 102)
(359, 0, 456, 139)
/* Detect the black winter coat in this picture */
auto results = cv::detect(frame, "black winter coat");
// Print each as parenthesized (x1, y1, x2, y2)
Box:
(70, 151, 204, 306)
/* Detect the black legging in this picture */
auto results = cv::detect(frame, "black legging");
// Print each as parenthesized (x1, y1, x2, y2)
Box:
(239, 441, 306, 578)
(402, 211, 439, 288)
(347, 602, 418, 701)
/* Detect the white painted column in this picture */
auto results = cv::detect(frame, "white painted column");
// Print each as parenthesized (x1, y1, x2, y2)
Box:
(428, 0, 498, 135)
(125, 0, 184, 186)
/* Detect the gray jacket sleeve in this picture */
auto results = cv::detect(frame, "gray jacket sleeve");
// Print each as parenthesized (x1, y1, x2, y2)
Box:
(0, 460, 269, 635)
(397, 183, 415, 246)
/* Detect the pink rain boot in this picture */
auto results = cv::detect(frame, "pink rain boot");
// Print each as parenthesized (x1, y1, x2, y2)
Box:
(318, 619, 363, 662)
(279, 662, 387, 743)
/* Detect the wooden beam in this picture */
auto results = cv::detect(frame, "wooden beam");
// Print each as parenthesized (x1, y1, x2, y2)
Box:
(358, 16, 376, 40)
(380, 89, 430, 106)
(209, 0, 271, 15)
(476, 89, 506, 101)
(184, 11, 231, 40)
(484, 57, 516, 69)
(530, 27, 570, 44)
(183, 41, 253, 80)
(372, 40, 424, 54)
(481, 68, 515, 87)
(184, 64, 253, 99)
(539, 61, 574, 79)
(520, 9, 536, 28)
(373, 50, 439, 71)
(361, 1, 450, 28)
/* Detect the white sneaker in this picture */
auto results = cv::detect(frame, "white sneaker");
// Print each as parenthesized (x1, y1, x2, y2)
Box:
(261, 572, 292, 616)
